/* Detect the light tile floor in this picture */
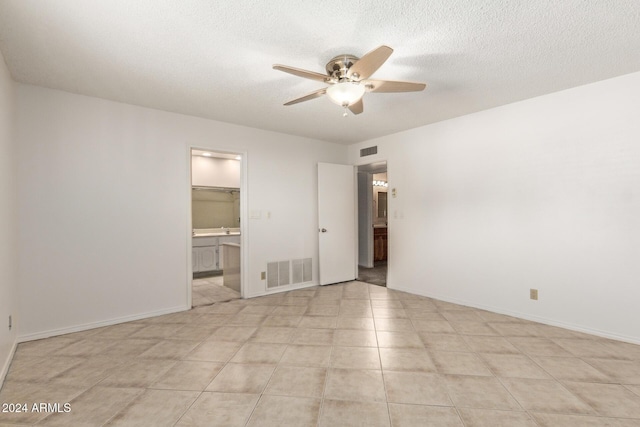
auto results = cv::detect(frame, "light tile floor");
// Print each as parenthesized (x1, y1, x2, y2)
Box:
(192, 276, 241, 307)
(2, 281, 640, 426)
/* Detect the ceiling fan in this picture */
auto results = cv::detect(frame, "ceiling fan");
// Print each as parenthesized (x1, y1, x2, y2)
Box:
(273, 45, 426, 116)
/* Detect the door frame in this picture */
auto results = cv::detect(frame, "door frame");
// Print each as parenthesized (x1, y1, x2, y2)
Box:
(187, 145, 248, 306)
(357, 170, 374, 268)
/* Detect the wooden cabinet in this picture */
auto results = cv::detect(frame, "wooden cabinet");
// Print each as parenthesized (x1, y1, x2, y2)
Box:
(373, 227, 387, 262)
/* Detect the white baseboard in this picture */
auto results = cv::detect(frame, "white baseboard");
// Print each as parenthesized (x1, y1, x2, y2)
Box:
(390, 284, 640, 346)
(0, 339, 18, 388)
(17, 305, 189, 343)
(16, 281, 319, 342)
(245, 281, 319, 299)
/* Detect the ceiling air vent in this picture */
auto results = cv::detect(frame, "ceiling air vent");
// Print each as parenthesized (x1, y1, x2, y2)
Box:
(360, 146, 378, 157)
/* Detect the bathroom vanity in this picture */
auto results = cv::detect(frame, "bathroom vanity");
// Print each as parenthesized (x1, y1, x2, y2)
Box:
(192, 229, 241, 273)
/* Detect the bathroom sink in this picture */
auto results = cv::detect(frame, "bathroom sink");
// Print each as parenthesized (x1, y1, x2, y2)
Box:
(194, 232, 240, 237)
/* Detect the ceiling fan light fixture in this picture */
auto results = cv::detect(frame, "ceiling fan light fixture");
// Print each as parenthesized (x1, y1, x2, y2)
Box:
(326, 82, 366, 107)
(274, 45, 426, 116)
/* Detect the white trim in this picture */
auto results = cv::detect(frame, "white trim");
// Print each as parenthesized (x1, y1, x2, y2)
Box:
(0, 339, 18, 388)
(16, 305, 188, 343)
(390, 284, 640, 345)
(186, 145, 193, 307)
(247, 281, 319, 299)
(364, 172, 374, 268)
(239, 152, 248, 298)
(353, 166, 359, 277)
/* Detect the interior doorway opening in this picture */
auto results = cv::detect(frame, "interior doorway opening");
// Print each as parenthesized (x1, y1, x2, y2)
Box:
(357, 161, 388, 287)
(190, 149, 243, 306)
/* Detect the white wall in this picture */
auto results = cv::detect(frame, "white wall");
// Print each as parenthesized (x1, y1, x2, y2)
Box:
(192, 156, 241, 188)
(0, 51, 18, 384)
(17, 84, 347, 340)
(349, 72, 640, 344)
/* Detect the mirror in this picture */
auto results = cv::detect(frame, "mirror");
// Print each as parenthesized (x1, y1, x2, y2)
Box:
(377, 192, 387, 219)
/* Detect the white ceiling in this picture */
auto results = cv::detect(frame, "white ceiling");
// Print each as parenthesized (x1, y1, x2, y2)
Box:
(1, 1, 639, 145)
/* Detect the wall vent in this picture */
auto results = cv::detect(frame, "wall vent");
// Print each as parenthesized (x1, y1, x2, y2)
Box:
(291, 258, 313, 284)
(267, 258, 312, 289)
(267, 260, 291, 289)
(360, 146, 378, 157)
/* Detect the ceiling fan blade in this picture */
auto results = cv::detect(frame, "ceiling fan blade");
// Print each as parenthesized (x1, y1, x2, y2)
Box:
(348, 98, 364, 115)
(347, 45, 393, 80)
(365, 80, 426, 93)
(273, 64, 329, 82)
(283, 88, 327, 106)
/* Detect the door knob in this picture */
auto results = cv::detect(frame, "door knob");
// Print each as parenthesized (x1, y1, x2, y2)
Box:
(320, 228, 327, 233)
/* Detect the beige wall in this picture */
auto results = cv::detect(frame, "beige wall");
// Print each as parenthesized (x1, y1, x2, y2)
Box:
(192, 189, 240, 228)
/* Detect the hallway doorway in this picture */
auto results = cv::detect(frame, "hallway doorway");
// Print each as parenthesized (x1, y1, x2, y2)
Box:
(357, 162, 388, 287)
(190, 149, 243, 306)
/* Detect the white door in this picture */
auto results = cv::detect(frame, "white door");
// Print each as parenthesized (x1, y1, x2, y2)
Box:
(318, 162, 357, 285)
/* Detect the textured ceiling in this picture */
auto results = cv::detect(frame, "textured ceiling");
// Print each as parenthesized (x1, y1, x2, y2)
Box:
(1, 1, 639, 145)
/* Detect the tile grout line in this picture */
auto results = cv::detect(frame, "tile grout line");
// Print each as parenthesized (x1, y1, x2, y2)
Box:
(4, 281, 640, 426)
(368, 286, 394, 427)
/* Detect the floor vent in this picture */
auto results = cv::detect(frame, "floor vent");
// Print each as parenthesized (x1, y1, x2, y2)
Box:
(292, 258, 312, 284)
(360, 146, 378, 157)
(267, 260, 291, 289)
(267, 258, 312, 289)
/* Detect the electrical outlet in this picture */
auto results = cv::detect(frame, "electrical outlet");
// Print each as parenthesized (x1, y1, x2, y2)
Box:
(8, 315, 12, 331)
(261, 271, 266, 280)
(530, 289, 538, 300)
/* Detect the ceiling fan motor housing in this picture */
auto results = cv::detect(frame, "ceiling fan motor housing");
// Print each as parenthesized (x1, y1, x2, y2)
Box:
(326, 55, 360, 81)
